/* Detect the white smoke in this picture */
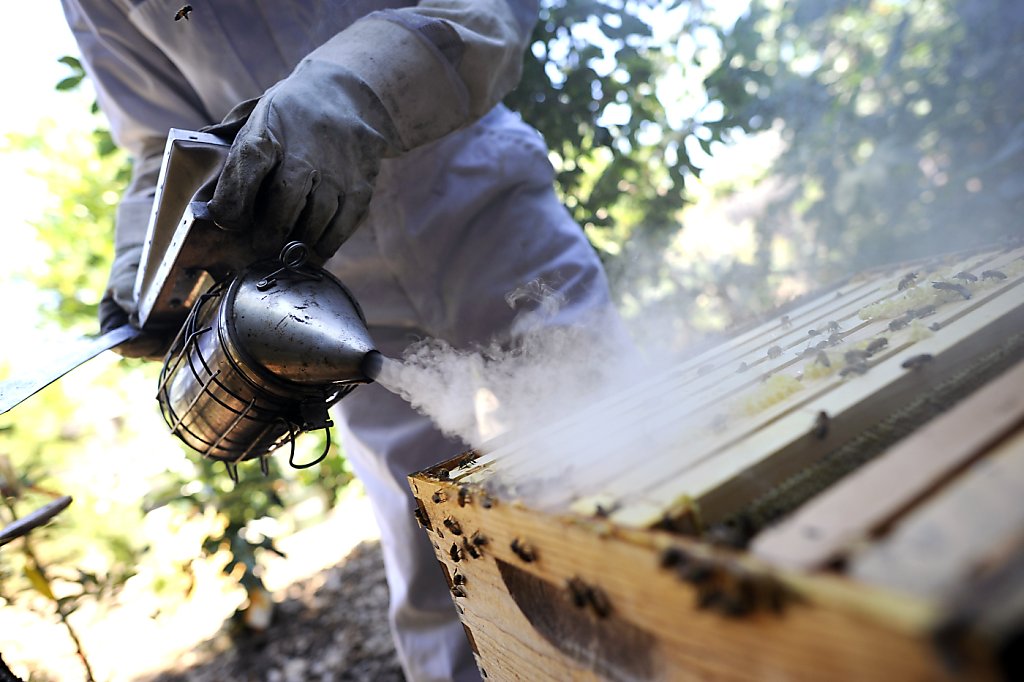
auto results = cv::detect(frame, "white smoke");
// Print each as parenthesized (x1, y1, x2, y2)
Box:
(374, 279, 645, 449)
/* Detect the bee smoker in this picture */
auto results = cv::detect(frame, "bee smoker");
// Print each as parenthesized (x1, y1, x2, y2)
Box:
(156, 241, 383, 478)
(0, 128, 381, 477)
(0, 129, 384, 476)
(138, 130, 382, 478)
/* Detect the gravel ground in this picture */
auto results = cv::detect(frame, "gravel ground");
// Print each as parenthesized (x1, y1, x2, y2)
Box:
(139, 541, 404, 682)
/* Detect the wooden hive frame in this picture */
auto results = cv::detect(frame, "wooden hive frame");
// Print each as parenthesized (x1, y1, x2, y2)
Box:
(409, 242, 1024, 681)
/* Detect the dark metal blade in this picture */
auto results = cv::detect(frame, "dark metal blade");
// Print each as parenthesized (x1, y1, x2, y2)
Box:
(0, 325, 140, 415)
(0, 495, 73, 546)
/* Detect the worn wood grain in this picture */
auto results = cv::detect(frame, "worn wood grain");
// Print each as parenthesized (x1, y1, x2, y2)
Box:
(410, 475, 956, 682)
(849, 427, 1024, 600)
(406, 245, 1024, 682)
(752, 359, 1024, 570)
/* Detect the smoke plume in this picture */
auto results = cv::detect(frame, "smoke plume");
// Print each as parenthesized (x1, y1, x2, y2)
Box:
(373, 280, 645, 450)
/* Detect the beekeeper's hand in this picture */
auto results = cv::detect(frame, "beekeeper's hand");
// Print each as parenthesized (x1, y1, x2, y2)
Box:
(202, 67, 393, 266)
(204, 3, 529, 265)
(98, 244, 170, 360)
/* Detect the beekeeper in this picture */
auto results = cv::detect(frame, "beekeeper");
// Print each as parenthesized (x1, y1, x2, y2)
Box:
(62, 1, 617, 679)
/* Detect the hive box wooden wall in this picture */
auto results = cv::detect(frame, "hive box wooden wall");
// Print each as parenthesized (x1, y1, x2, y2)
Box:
(409, 243, 1024, 681)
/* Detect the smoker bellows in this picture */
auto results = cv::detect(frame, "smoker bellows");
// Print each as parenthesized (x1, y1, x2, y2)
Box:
(411, 241, 1024, 681)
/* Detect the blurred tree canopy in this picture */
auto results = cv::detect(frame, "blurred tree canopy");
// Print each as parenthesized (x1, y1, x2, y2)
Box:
(705, 0, 1024, 278)
(507, 0, 694, 250)
(509, 0, 1022, 330)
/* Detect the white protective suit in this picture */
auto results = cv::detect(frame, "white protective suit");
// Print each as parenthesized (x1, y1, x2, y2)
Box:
(62, 2, 617, 680)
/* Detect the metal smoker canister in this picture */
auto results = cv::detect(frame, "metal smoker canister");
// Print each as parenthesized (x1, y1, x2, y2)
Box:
(156, 246, 381, 474)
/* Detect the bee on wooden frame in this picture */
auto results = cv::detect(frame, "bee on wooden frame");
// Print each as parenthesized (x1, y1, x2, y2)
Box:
(901, 354, 934, 370)
(865, 337, 888, 356)
(898, 272, 918, 291)
(932, 281, 971, 300)
(812, 410, 830, 439)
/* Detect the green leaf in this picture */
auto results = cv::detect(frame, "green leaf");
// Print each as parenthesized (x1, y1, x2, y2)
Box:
(57, 55, 82, 70)
(55, 76, 83, 92)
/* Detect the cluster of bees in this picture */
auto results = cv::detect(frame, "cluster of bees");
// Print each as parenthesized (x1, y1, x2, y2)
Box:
(658, 544, 791, 618)
(862, 262, 1015, 322)
(739, 260, 1018, 417)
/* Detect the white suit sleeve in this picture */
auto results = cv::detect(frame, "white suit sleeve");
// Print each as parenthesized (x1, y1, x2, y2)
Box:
(61, 0, 210, 250)
(313, 0, 540, 150)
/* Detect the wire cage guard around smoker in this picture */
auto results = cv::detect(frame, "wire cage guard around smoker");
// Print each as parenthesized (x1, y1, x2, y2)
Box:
(156, 243, 377, 481)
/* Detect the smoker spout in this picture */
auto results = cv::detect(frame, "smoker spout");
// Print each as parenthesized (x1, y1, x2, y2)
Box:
(361, 350, 385, 383)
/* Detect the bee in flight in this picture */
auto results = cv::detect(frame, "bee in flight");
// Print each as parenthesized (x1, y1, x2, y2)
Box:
(174, 4, 193, 21)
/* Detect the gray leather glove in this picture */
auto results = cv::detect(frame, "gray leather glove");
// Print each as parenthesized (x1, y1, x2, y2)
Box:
(98, 243, 170, 360)
(204, 7, 526, 265)
(204, 65, 398, 265)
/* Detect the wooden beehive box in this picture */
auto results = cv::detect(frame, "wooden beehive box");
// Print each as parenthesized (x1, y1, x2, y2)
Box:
(409, 242, 1024, 681)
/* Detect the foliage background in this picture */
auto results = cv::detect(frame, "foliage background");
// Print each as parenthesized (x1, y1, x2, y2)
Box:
(1, 0, 1021, 677)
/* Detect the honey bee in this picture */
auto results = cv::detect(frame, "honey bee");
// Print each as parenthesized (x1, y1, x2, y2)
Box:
(767, 345, 782, 359)
(812, 410, 830, 439)
(432, 490, 448, 504)
(898, 272, 918, 291)
(981, 269, 1007, 281)
(826, 320, 842, 333)
(453, 572, 467, 586)
(659, 546, 689, 569)
(721, 582, 758, 618)
(462, 538, 481, 559)
(587, 586, 613, 618)
(912, 304, 937, 319)
(449, 543, 463, 562)
(865, 337, 888, 356)
(844, 349, 869, 363)
(510, 538, 536, 563)
(457, 485, 471, 507)
(697, 588, 726, 611)
(442, 517, 463, 536)
(566, 577, 590, 609)
(953, 271, 978, 283)
(451, 585, 468, 598)
(678, 559, 714, 585)
(901, 354, 934, 370)
(932, 281, 971, 300)
(840, 360, 868, 377)
(807, 328, 820, 337)
(888, 318, 908, 332)
(827, 332, 842, 346)
(174, 4, 192, 21)
(471, 531, 489, 546)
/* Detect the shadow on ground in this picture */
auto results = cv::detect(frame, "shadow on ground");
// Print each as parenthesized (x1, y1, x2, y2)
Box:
(139, 541, 404, 682)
